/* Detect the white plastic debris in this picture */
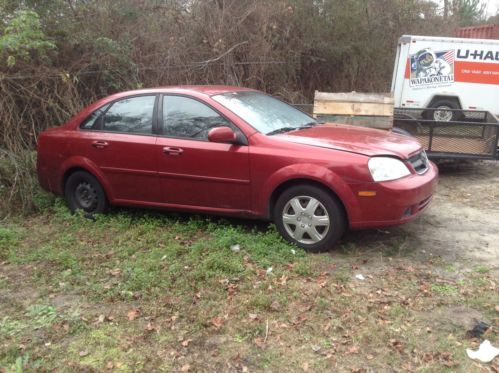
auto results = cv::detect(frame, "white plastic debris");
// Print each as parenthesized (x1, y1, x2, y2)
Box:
(230, 244, 241, 253)
(355, 274, 366, 281)
(266, 267, 273, 275)
(466, 340, 499, 363)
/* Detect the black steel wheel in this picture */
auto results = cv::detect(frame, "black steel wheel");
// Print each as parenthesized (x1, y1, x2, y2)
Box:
(274, 185, 346, 252)
(65, 171, 108, 214)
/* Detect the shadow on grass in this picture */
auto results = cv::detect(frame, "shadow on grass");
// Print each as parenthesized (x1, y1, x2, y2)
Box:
(103, 205, 420, 258)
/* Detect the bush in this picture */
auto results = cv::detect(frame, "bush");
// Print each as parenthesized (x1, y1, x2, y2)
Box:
(0, 149, 54, 216)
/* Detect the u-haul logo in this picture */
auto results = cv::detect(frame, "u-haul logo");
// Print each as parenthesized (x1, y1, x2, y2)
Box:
(410, 48, 454, 87)
(457, 49, 499, 61)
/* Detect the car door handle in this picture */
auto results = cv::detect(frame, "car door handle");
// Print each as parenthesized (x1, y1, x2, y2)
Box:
(92, 141, 109, 149)
(163, 147, 183, 155)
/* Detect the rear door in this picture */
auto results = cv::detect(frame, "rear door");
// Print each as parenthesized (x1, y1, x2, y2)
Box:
(155, 94, 251, 212)
(74, 95, 160, 203)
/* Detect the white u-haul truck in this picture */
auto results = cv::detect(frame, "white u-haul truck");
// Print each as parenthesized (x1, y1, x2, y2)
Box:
(391, 35, 499, 121)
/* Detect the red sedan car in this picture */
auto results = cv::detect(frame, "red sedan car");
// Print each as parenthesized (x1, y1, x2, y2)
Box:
(37, 86, 438, 251)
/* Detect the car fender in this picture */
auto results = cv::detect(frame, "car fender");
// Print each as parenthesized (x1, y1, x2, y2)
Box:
(259, 163, 361, 223)
(59, 156, 114, 200)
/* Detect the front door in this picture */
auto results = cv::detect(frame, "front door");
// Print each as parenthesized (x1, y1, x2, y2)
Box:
(156, 95, 251, 212)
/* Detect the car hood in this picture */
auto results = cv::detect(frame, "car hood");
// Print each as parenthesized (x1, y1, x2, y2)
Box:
(275, 123, 422, 159)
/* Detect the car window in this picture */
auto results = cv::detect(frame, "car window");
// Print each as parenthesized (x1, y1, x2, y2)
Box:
(80, 104, 110, 130)
(103, 96, 155, 134)
(162, 96, 236, 140)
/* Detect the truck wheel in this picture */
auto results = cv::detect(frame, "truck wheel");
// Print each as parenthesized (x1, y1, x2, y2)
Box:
(274, 185, 346, 252)
(426, 100, 461, 122)
(65, 171, 108, 214)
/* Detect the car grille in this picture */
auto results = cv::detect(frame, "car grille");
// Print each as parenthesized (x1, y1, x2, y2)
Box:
(408, 150, 429, 175)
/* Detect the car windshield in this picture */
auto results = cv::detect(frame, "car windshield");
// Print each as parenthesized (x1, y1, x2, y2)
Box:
(212, 91, 317, 135)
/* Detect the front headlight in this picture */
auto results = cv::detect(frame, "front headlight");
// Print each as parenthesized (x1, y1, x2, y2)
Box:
(368, 157, 411, 182)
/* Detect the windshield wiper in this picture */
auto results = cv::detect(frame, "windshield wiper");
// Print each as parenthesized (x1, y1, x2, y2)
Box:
(266, 122, 322, 136)
(266, 127, 297, 136)
(297, 121, 320, 129)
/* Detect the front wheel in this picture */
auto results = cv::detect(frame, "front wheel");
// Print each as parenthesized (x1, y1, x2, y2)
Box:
(274, 185, 346, 252)
(64, 171, 108, 214)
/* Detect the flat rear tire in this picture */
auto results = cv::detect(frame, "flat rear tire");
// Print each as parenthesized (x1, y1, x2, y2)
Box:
(64, 171, 108, 214)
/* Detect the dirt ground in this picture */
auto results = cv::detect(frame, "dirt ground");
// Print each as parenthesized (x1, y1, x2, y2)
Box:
(405, 160, 498, 267)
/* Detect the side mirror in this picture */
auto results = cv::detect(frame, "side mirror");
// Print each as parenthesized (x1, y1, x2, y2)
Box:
(208, 126, 237, 144)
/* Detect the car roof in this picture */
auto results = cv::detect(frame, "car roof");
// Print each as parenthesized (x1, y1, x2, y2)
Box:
(106, 85, 258, 100)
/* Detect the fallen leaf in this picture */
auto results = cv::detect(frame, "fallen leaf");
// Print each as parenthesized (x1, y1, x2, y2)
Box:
(254, 337, 266, 348)
(211, 316, 223, 330)
(439, 352, 457, 367)
(181, 338, 192, 347)
(276, 275, 288, 286)
(270, 300, 282, 312)
(348, 346, 359, 354)
(145, 322, 157, 332)
(248, 313, 258, 321)
(108, 268, 121, 276)
(79, 350, 89, 357)
(180, 364, 191, 372)
(127, 308, 141, 321)
(350, 367, 366, 373)
(106, 361, 114, 370)
(227, 284, 238, 297)
(389, 339, 404, 353)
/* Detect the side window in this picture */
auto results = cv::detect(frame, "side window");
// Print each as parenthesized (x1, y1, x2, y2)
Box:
(163, 96, 237, 140)
(80, 104, 110, 130)
(103, 96, 156, 134)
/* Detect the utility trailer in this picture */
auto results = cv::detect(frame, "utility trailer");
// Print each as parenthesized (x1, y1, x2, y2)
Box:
(391, 35, 499, 121)
(393, 108, 499, 160)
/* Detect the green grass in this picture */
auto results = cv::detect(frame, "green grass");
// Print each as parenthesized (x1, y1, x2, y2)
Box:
(431, 283, 459, 295)
(473, 265, 490, 274)
(0, 203, 497, 371)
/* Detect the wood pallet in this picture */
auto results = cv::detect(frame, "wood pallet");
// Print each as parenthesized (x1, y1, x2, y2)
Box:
(313, 91, 394, 130)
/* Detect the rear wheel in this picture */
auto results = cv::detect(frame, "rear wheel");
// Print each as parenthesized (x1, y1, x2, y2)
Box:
(425, 99, 460, 122)
(274, 185, 346, 252)
(65, 171, 108, 214)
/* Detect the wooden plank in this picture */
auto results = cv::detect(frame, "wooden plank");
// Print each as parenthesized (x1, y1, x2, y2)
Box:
(314, 100, 394, 117)
(315, 91, 393, 104)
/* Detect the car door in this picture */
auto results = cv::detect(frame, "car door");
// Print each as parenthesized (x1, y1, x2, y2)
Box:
(74, 94, 160, 203)
(156, 94, 251, 212)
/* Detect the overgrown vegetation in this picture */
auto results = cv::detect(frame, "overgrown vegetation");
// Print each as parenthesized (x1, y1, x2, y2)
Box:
(0, 0, 494, 213)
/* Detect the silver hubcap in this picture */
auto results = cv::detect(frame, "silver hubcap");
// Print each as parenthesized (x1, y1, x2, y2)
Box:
(433, 106, 453, 121)
(282, 196, 330, 244)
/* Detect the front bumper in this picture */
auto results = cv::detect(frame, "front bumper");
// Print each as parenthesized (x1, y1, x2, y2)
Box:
(348, 161, 438, 229)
